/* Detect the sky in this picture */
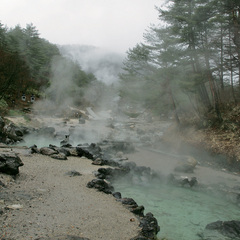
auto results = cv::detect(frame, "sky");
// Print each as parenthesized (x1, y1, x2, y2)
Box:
(1, 0, 165, 54)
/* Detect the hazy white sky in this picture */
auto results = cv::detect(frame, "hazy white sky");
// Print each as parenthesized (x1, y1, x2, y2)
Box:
(1, 0, 165, 53)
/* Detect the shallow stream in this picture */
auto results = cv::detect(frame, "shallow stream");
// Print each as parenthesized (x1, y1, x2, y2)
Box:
(113, 177, 240, 240)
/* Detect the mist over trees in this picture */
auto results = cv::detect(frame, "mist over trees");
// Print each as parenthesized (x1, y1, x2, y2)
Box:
(120, 0, 240, 125)
(59, 44, 124, 110)
(0, 22, 96, 112)
(59, 45, 124, 85)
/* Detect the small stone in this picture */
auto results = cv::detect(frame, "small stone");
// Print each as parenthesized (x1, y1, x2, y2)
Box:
(65, 170, 82, 177)
(7, 204, 23, 209)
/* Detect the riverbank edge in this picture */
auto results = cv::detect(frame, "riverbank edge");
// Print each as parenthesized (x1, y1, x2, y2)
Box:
(161, 123, 240, 172)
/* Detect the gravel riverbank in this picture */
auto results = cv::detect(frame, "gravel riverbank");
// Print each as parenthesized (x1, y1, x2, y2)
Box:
(0, 148, 140, 240)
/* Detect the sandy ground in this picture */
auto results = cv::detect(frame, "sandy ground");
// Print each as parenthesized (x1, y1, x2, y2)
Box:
(0, 148, 140, 240)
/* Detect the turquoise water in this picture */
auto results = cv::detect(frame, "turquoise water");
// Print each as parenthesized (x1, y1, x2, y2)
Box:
(113, 179, 240, 240)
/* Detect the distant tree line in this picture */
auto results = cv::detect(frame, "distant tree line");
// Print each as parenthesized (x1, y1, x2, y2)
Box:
(120, 0, 240, 125)
(0, 22, 95, 109)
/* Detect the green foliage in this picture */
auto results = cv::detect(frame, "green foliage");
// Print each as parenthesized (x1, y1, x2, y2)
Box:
(0, 99, 8, 114)
(7, 109, 24, 116)
(6, 23, 60, 86)
(0, 21, 96, 110)
(120, 0, 240, 122)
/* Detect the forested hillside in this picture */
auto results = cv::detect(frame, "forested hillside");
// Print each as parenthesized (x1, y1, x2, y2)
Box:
(0, 22, 96, 113)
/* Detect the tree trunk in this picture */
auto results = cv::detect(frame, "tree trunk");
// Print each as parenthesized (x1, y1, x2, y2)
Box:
(204, 28, 223, 122)
(220, 23, 224, 90)
(228, 29, 237, 104)
(167, 78, 180, 125)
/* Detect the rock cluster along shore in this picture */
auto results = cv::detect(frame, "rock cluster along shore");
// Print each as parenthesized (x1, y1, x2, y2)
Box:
(37, 141, 160, 240)
(0, 140, 160, 240)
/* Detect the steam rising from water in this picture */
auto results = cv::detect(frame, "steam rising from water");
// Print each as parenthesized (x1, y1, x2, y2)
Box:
(59, 45, 124, 85)
(27, 45, 125, 147)
(34, 55, 83, 116)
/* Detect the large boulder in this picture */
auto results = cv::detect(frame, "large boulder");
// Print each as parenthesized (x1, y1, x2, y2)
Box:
(3, 123, 23, 143)
(202, 220, 240, 240)
(86, 179, 114, 194)
(174, 156, 198, 173)
(0, 152, 24, 175)
(76, 143, 102, 160)
(119, 197, 138, 208)
(138, 212, 160, 240)
(40, 147, 58, 156)
(51, 153, 67, 160)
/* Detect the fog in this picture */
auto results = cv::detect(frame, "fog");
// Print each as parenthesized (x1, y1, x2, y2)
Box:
(26, 44, 125, 146)
(59, 45, 124, 85)
(1, 0, 162, 53)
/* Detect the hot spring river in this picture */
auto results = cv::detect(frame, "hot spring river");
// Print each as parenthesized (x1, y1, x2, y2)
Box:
(112, 148, 240, 240)
(113, 178, 239, 240)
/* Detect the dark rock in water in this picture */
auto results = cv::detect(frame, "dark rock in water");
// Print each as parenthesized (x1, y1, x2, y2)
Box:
(95, 167, 128, 180)
(205, 220, 240, 239)
(61, 143, 73, 148)
(0, 152, 24, 175)
(40, 147, 58, 156)
(101, 158, 121, 167)
(30, 144, 39, 153)
(139, 212, 160, 240)
(14, 127, 24, 137)
(112, 191, 122, 199)
(180, 177, 190, 186)
(76, 143, 102, 160)
(51, 153, 67, 160)
(179, 177, 198, 188)
(30, 144, 40, 154)
(86, 178, 114, 194)
(131, 205, 145, 217)
(49, 145, 71, 156)
(95, 167, 115, 179)
(119, 198, 138, 207)
(189, 177, 198, 187)
(65, 170, 82, 177)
